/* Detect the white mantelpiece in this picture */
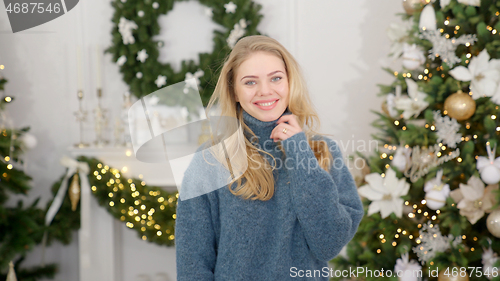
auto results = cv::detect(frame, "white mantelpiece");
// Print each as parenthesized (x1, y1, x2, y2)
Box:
(68, 144, 194, 281)
(68, 145, 196, 187)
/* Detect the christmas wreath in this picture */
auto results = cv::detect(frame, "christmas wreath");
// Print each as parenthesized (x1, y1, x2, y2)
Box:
(105, 0, 264, 106)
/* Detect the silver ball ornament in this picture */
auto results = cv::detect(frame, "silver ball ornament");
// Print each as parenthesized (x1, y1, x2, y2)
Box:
(486, 210, 500, 238)
(425, 190, 447, 210)
(480, 165, 500, 185)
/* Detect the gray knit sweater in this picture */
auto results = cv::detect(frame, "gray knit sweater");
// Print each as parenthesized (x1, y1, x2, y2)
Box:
(175, 109, 364, 280)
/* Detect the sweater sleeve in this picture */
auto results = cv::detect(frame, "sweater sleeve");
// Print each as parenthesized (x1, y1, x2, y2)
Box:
(175, 193, 217, 280)
(175, 149, 219, 280)
(281, 132, 364, 262)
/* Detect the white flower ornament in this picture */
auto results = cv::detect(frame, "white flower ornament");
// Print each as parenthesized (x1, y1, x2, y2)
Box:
(358, 168, 410, 218)
(451, 176, 497, 224)
(387, 22, 411, 60)
(450, 49, 500, 100)
(394, 79, 429, 119)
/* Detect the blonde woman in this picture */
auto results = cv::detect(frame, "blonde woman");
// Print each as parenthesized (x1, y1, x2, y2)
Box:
(175, 35, 363, 280)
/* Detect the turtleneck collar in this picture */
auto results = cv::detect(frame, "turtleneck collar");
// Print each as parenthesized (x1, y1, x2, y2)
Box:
(241, 106, 291, 147)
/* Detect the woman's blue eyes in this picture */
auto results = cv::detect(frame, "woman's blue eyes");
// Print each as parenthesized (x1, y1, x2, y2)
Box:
(244, 77, 282, 85)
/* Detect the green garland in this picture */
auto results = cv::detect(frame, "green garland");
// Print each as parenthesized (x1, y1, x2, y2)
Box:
(105, 0, 263, 106)
(53, 156, 179, 246)
(83, 156, 179, 245)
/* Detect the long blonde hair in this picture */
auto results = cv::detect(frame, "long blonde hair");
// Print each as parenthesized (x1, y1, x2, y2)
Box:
(205, 35, 333, 201)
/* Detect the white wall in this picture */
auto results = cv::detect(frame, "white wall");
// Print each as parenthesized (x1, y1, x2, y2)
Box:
(0, 0, 402, 280)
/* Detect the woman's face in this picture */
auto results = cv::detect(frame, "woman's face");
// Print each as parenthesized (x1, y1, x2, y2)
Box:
(234, 51, 289, 122)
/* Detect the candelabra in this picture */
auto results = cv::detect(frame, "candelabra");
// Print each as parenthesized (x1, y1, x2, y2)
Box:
(116, 91, 133, 147)
(74, 90, 89, 148)
(93, 88, 109, 147)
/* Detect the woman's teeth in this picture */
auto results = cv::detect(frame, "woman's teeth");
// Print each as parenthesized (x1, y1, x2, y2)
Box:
(257, 100, 277, 106)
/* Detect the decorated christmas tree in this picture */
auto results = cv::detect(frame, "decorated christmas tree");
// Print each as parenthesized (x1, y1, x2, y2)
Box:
(0, 69, 78, 280)
(332, 1, 500, 281)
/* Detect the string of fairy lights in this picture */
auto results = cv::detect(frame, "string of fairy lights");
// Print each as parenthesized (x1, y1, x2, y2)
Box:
(395, 11, 500, 82)
(372, 197, 481, 267)
(82, 156, 179, 246)
(368, 8, 500, 263)
(383, 109, 500, 160)
(0, 64, 14, 105)
(375, 117, 498, 257)
(1, 63, 19, 176)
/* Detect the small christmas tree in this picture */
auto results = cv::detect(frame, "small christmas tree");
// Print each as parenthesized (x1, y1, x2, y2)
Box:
(0, 68, 79, 280)
(332, 1, 500, 281)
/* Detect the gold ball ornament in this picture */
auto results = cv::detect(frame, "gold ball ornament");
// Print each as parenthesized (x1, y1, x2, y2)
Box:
(486, 209, 500, 238)
(402, 0, 428, 15)
(68, 173, 81, 211)
(438, 269, 470, 281)
(444, 91, 476, 121)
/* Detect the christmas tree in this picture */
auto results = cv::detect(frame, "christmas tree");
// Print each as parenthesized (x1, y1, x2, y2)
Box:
(332, 1, 500, 281)
(0, 68, 79, 280)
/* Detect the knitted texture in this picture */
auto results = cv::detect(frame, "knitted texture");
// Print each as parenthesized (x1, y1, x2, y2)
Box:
(175, 109, 364, 280)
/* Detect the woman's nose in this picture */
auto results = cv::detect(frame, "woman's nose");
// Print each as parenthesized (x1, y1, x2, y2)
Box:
(258, 81, 272, 95)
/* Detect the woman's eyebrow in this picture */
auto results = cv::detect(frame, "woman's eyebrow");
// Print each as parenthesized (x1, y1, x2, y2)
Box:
(240, 70, 284, 81)
(267, 70, 284, 76)
(241, 75, 258, 81)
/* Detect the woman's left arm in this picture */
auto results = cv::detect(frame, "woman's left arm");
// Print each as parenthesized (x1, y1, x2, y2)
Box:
(281, 132, 364, 262)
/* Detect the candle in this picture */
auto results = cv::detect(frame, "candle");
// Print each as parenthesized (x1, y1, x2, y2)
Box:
(76, 45, 83, 90)
(95, 44, 102, 89)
